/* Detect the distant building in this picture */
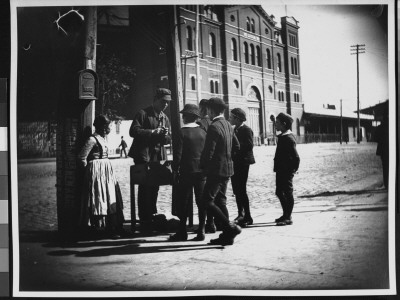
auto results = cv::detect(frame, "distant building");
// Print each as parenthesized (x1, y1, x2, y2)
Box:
(359, 99, 388, 124)
(302, 103, 374, 143)
(359, 99, 388, 142)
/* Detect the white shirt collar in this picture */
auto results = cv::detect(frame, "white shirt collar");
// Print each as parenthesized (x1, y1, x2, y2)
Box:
(182, 122, 200, 128)
(213, 115, 224, 121)
(280, 129, 292, 136)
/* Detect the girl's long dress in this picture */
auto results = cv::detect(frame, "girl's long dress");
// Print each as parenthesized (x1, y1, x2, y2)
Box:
(78, 134, 125, 229)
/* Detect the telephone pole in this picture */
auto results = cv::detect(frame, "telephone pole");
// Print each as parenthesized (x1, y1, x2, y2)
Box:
(350, 44, 365, 144)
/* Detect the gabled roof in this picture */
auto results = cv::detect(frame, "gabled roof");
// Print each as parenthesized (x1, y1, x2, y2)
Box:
(224, 5, 277, 26)
(304, 104, 374, 120)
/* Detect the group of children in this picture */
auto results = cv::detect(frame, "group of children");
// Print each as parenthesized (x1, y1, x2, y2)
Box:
(77, 96, 300, 245)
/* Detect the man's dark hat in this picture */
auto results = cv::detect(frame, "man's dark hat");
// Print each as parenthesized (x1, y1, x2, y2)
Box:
(276, 112, 293, 125)
(179, 104, 200, 117)
(207, 97, 227, 111)
(231, 108, 246, 121)
(155, 88, 172, 101)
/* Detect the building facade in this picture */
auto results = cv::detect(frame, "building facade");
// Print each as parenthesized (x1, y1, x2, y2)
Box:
(178, 5, 303, 143)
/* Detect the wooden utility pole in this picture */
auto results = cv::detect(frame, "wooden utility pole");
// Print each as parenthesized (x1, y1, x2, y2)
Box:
(166, 6, 184, 144)
(83, 7, 97, 132)
(350, 44, 365, 144)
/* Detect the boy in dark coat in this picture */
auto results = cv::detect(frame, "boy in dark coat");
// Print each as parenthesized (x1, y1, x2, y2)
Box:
(200, 97, 241, 245)
(229, 108, 255, 227)
(274, 112, 300, 226)
(170, 104, 207, 241)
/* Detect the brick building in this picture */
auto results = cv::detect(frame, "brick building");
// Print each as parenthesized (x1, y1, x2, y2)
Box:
(114, 5, 303, 144)
(178, 5, 303, 143)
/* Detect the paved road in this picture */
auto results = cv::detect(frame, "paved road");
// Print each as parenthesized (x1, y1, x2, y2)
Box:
(16, 142, 383, 231)
(15, 142, 395, 294)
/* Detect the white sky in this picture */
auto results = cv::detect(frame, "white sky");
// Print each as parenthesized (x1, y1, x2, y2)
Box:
(262, 4, 390, 111)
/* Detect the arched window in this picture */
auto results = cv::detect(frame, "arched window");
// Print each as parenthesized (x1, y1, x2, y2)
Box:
(250, 44, 255, 65)
(191, 76, 196, 90)
(243, 42, 249, 64)
(256, 46, 261, 66)
(210, 80, 214, 93)
(246, 17, 250, 31)
(231, 38, 237, 61)
(294, 58, 298, 75)
(209, 33, 216, 57)
(251, 18, 255, 33)
(278, 91, 285, 102)
(215, 81, 219, 94)
(266, 49, 271, 69)
(296, 119, 300, 136)
(277, 53, 281, 72)
(291, 57, 294, 74)
(186, 26, 193, 51)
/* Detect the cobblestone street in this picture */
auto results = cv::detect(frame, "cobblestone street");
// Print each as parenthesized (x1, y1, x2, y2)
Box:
(17, 142, 383, 232)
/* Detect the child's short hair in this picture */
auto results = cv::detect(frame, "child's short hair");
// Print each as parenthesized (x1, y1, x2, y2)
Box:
(207, 97, 226, 115)
(182, 113, 198, 123)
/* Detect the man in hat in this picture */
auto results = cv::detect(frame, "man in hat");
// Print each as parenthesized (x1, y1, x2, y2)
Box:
(229, 107, 255, 227)
(273, 112, 300, 226)
(128, 88, 172, 231)
(200, 97, 241, 245)
(170, 104, 207, 241)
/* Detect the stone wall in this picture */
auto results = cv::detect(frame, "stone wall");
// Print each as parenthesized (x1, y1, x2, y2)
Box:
(18, 121, 57, 158)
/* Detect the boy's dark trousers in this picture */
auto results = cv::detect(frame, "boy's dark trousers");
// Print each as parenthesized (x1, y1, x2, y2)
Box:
(203, 175, 230, 227)
(275, 171, 294, 219)
(177, 173, 206, 232)
(231, 163, 251, 218)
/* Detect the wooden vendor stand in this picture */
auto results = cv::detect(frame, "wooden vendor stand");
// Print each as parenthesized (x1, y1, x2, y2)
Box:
(130, 161, 174, 232)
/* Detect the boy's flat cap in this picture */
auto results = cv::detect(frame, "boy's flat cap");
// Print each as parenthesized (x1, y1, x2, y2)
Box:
(231, 108, 246, 121)
(276, 112, 293, 125)
(155, 88, 172, 101)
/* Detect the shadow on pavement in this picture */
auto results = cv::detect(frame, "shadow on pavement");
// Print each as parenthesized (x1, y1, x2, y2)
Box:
(299, 188, 387, 198)
(47, 242, 224, 257)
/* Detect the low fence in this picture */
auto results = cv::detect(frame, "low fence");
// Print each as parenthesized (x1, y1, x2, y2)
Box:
(254, 133, 354, 146)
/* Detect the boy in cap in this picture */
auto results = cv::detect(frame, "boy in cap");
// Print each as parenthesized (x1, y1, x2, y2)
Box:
(229, 108, 255, 227)
(170, 104, 207, 241)
(274, 112, 300, 226)
(200, 97, 241, 245)
(128, 88, 172, 231)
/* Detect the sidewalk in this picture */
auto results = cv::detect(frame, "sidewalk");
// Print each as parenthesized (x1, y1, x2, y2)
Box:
(15, 174, 394, 297)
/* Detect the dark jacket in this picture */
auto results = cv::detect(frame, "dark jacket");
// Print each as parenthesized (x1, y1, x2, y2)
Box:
(233, 124, 255, 165)
(200, 117, 240, 177)
(128, 106, 171, 163)
(119, 139, 127, 149)
(273, 132, 300, 173)
(172, 125, 206, 175)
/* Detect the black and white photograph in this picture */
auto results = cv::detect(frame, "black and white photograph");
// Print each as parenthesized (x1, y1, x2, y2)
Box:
(9, 0, 396, 297)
